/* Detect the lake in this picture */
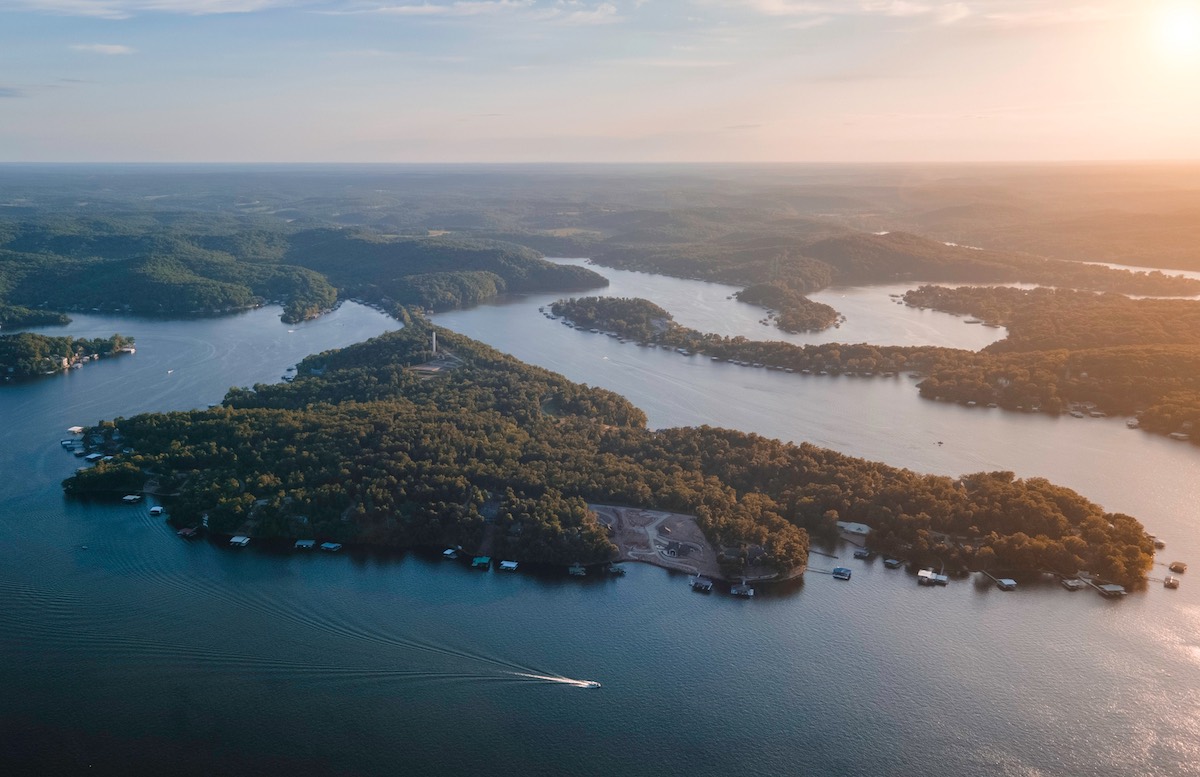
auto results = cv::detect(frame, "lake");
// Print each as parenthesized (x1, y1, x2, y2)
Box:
(3, 279, 1199, 776)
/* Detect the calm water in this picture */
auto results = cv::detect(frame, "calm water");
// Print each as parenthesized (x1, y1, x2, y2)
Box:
(4, 288, 1200, 775)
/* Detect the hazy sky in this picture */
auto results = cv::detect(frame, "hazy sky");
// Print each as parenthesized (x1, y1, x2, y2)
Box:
(2, 0, 1198, 162)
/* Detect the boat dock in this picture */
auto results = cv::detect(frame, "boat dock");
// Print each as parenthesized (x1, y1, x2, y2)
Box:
(980, 570, 1017, 590)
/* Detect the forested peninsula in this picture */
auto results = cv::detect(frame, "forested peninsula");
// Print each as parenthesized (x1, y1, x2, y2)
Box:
(904, 286, 1200, 440)
(1, 332, 133, 379)
(0, 218, 605, 326)
(63, 317, 1153, 587)
(491, 217, 1200, 335)
(553, 291, 1200, 448)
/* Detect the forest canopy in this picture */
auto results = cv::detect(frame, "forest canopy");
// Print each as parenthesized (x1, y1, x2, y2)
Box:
(64, 318, 1153, 586)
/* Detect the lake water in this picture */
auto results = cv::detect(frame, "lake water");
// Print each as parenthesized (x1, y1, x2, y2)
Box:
(5, 282, 1200, 775)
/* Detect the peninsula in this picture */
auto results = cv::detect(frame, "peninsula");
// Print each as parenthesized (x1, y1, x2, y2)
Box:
(64, 316, 1153, 587)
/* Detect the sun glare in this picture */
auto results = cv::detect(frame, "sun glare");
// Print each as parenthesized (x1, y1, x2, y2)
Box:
(1155, 2, 1200, 63)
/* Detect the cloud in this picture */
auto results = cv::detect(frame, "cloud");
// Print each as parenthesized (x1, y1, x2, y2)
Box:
(0, 86, 26, 98)
(70, 43, 135, 54)
(738, 0, 1112, 27)
(616, 57, 731, 67)
(368, 0, 532, 16)
(537, 1, 619, 24)
(979, 6, 1129, 28)
(4, 0, 297, 19)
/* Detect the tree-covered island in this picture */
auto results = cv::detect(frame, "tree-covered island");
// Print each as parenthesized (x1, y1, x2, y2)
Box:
(63, 317, 1153, 587)
(1, 332, 134, 379)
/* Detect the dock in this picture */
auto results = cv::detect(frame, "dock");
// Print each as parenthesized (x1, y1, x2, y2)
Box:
(730, 579, 755, 597)
(981, 570, 1016, 590)
(689, 575, 713, 592)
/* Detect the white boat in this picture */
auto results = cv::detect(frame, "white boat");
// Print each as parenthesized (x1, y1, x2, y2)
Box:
(581, 681, 601, 689)
(149, 506, 164, 516)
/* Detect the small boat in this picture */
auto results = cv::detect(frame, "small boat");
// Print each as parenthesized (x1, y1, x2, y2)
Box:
(832, 567, 852, 580)
(1164, 576, 1180, 589)
(581, 681, 601, 689)
(1169, 561, 1187, 573)
(121, 494, 142, 504)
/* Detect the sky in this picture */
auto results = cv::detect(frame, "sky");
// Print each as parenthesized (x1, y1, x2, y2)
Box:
(1, 0, 1199, 162)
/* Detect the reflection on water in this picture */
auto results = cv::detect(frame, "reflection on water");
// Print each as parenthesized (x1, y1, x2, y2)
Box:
(4, 289, 1200, 776)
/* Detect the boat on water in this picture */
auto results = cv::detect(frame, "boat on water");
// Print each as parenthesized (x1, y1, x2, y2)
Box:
(1164, 576, 1180, 589)
(581, 681, 601, 689)
(832, 567, 852, 581)
(1169, 561, 1187, 573)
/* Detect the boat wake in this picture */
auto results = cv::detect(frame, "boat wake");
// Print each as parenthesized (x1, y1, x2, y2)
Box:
(509, 672, 601, 689)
